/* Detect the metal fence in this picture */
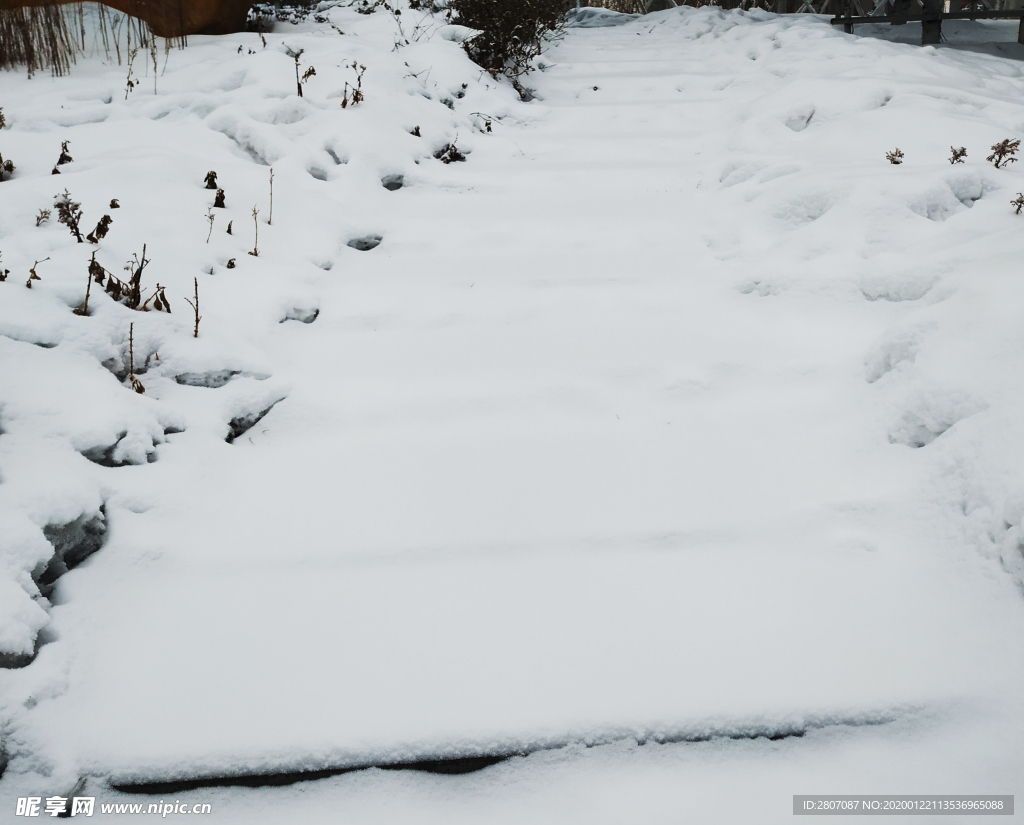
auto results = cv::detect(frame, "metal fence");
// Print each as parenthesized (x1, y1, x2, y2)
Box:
(580, 0, 1023, 15)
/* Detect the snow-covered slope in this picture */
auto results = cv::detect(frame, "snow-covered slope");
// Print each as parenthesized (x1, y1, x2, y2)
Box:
(2, 4, 1024, 821)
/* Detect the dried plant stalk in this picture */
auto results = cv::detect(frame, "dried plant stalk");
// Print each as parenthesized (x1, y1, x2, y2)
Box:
(184, 276, 201, 337)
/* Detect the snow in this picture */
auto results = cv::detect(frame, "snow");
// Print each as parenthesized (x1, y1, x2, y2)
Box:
(3, 3, 1024, 820)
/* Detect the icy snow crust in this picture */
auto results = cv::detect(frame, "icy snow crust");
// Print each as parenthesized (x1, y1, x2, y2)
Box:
(2, 3, 1024, 819)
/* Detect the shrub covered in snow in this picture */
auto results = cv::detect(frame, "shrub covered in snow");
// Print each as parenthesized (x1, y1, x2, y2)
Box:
(447, 0, 573, 94)
(249, 1, 321, 27)
(987, 138, 1019, 169)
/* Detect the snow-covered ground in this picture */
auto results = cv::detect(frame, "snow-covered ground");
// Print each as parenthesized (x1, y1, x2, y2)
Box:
(2, 4, 1024, 821)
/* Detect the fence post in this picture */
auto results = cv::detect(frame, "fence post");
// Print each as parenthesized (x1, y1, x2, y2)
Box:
(921, 0, 943, 43)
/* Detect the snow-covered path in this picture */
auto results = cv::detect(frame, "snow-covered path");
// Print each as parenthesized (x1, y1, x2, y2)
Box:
(3, 7, 1024, 821)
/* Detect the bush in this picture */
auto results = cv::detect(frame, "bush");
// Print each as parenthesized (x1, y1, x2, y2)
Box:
(448, 0, 573, 95)
(248, 2, 319, 27)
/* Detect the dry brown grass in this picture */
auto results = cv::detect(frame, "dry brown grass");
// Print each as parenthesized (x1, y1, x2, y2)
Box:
(0, 3, 182, 77)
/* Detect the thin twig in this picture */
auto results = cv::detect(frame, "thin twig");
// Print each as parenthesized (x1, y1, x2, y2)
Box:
(249, 206, 259, 256)
(128, 322, 145, 393)
(26, 257, 49, 288)
(184, 276, 201, 338)
(73, 264, 92, 315)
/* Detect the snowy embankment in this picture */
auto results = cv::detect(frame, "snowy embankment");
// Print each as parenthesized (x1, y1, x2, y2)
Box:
(2, 4, 1024, 821)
